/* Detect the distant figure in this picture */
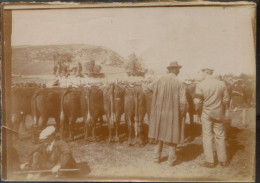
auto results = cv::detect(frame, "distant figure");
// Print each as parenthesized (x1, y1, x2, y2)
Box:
(20, 126, 77, 178)
(77, 62, 82, 77)
(231, 81, 244, 108)
(194, 67, 229, 168)
(58, 61, 63, 77)
(62, 62, 70, 78)
(53, 64, 58, 76)
(143, 61, 187, 166)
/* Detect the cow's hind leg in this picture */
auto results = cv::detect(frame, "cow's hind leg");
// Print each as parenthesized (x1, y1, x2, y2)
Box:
(127, 115, 134, 146)
(41, 116, 48, 129)
(68, 116, 76, 141)
(114, 115, 120, 142)
(99, 115, 104, 127)
(21, 115, 27, 131)
(92, 116, 98, 141)
(138, 117, 144, 146)
(31, 115, 40, 144)
(60, 114, 68, 140)
(54, 115, 61, 138)
(107, 114, 112, 143)
(84, 117, 90, 142)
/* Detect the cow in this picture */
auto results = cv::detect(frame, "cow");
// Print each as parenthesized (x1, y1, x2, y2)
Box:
(103, 83, 125, 142)
(230, 82, 245, 108)
(124, 86, 136, 145)
(242, 81, 254, 106)
(145, 91, 152, 123)
(185, 82, 197, 126)
(143, 88, 154, 144)
(84, 86, 104, 141)
(11, 87, 36, 131)
(31, 88, 64, 132)
(134, 84, 146, 146)
(60, 88, 88, 140)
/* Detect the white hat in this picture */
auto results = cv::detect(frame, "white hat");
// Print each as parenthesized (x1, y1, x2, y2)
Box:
(39, 126, 56, 140)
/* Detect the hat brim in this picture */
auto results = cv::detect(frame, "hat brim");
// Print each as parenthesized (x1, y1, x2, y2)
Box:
(167, 66, 182, 69)
(201, 68, 214, 71)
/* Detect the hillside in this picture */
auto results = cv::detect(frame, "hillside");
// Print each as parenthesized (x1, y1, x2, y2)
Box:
(12, 44, 125, 75)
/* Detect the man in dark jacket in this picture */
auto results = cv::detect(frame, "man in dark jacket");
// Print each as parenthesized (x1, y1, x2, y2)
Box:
(21, 126, 76, 178)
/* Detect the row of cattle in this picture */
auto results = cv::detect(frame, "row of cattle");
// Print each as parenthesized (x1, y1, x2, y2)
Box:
(11, 83, 195, 145)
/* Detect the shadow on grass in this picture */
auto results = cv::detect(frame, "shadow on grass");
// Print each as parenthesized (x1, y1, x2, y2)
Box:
(225, 124, 244, 164)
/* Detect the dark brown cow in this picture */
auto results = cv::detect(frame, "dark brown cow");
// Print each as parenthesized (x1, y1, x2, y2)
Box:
(134, 85, 146, 146)
(103, 83, 125, 142)
(124, 86, 135, 145)
(145, 91, 152, 123)
(242, 82, 254, 106)
(60, 88, 88, 140)
(11, 87, 36, 131)
(124, 83, 149, 146)
(85, 86, 104, 141)
(185, 83, 197, 125)
(31, 88, 64, 131)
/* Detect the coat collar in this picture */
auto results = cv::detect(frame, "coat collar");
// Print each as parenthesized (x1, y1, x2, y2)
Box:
(168, 72, 177, 77)
(46, 140, 55, 152)
(203, 75, 215, 80)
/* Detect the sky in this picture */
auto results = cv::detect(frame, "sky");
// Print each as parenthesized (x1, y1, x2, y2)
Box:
(12, 6, 256, 78)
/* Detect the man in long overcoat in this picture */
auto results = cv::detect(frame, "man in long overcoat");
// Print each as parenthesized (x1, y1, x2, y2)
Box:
(143, 62, 187, 166)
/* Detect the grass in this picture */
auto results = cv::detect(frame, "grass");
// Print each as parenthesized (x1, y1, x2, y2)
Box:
(11, 108, 255, 181)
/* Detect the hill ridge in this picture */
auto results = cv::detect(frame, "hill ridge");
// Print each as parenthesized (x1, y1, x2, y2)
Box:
(12, 44, 127, 75)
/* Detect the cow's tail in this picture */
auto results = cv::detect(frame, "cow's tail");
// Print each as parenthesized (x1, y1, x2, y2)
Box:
(110, 84, 115, 126)
(60, 89, 69, 122)
(31, 90, 40, 128)
(86, 88, 92, 124)
(134, 86, 138, 137)
(31, 90, 41, 144)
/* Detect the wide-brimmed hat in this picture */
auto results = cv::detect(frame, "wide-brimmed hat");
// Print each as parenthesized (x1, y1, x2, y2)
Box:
(201, 66, 214, 71)
(167, 62, 182, 69)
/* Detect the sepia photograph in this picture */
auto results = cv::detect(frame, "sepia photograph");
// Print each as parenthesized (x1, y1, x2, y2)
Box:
(1, 2, 256, 181)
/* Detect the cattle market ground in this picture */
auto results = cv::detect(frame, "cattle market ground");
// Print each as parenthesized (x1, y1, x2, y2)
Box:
(12, 107, 255, 182)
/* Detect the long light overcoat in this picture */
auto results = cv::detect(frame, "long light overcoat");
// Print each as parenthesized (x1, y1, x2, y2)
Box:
(145, 73, 187, 144)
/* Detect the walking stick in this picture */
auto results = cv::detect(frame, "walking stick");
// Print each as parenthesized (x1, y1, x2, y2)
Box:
(15, 169, 80, 174)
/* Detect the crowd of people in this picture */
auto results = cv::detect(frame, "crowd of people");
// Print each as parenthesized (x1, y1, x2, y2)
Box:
(53, 60, 82, 78)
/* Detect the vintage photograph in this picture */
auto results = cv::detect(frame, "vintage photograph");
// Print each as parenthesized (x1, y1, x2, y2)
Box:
(2, 2, 256, 181)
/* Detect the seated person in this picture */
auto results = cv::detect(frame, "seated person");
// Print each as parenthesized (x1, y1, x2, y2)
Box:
(21, 126, 77, 178)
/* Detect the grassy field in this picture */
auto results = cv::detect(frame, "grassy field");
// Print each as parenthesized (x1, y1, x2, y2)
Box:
(12, 107, 255, 182)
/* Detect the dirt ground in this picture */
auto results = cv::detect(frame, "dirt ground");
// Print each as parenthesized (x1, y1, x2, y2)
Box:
(10, 107, 255, 182)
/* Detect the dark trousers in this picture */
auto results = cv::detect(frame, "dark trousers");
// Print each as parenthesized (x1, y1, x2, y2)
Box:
(31, 151, 76, 170)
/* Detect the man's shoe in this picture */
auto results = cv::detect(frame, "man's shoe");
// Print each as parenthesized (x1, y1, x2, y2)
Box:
(153, 158, 160, 163)
(168, 160, 178, 167)
(199, 161, 215, 168)
(219, 162, 228, 167)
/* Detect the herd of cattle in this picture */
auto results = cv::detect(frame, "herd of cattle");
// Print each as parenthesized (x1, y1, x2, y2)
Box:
(11, 78, 255, 145)
(11, 82, 162, 145)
